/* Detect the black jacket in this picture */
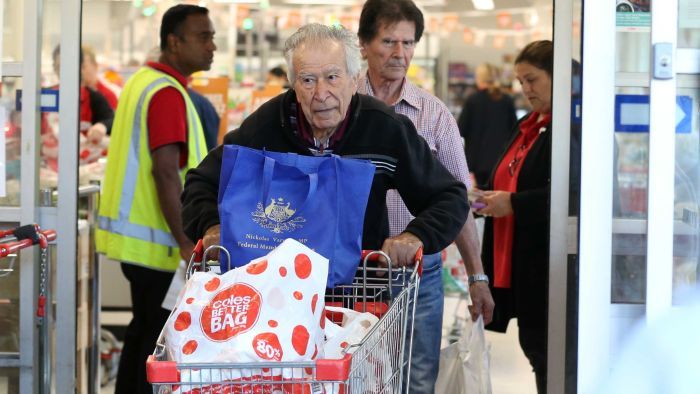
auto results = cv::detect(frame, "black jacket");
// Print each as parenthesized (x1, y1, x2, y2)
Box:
(457, 89, 517, 188)
(182, 90, 469, 254)
(482, 115, 581, 333)
(87, 87, 114, 134)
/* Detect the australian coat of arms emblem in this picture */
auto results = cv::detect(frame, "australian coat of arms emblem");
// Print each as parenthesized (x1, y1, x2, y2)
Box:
(251, 197, 306, 234)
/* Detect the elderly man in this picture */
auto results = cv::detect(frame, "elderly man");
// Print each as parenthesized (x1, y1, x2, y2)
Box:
(357, 0, 495, 392)
(182, 23, 467, 288)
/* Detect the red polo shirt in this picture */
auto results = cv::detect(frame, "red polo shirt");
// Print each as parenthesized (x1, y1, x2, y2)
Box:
(145, 61, 188, 167)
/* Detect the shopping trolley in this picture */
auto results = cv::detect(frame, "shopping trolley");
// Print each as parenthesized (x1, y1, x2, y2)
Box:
(147, 241, 423, 394)
(0, 224, 57, 394)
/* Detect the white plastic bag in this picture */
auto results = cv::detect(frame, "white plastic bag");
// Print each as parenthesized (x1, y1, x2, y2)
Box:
(323, 306, 378, 358)
(161, 259, 186, 311)
(435, 315, 492, 394)
(163, 239, 328, 391)
(322, 306, 383, 394)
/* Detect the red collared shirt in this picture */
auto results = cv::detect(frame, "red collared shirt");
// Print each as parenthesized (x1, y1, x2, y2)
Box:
(296, 99, 351, 154)
(491, 112, 550, 288)
(145, 61, 188, 167)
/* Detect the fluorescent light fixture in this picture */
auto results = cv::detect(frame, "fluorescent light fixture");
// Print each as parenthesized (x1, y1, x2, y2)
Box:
(283, 0, 358, 5)
(471, 0, 494, 11)
(212, 0, 260, 3)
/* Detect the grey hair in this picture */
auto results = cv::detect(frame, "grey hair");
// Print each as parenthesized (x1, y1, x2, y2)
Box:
(283, 23, 361, 85)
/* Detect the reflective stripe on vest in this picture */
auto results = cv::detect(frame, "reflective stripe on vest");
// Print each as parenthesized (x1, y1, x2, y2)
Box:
(98, 75, 203, 248)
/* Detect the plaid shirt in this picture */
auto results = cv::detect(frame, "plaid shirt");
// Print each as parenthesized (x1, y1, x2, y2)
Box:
(358, 75, 471, 236)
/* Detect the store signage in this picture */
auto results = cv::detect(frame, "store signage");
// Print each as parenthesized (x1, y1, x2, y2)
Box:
(572, 98, 582, 124)
(615, 94, 693, 134)
(15, 89, 60, 112)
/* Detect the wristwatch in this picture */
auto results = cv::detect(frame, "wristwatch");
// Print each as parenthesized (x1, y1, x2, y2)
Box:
(468, 274, 489, 286)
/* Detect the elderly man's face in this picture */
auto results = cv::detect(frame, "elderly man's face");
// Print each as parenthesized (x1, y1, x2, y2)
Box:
(292, 40, 358, 137)
(361, 20, 416, 84)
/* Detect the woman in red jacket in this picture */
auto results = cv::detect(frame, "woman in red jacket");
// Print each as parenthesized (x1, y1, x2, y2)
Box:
(475, 40, 555, 394)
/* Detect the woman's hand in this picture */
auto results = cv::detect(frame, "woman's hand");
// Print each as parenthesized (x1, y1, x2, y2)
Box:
(475, 190, 513, 218)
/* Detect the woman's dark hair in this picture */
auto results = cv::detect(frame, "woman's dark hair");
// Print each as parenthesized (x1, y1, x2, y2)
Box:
(160, 4, 209, 51)
(515, 40, 553, 77)
(358, 0, 424, 43)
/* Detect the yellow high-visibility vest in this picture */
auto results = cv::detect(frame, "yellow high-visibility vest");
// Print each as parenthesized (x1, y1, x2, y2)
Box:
(96, 66, 207, 271)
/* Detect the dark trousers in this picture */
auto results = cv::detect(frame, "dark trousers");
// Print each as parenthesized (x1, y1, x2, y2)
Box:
(115, 263, 174, 394)
(518, 325, 547, 394)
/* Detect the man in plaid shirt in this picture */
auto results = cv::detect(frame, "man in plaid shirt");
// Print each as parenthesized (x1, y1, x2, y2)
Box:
(358, 1, 495, 392)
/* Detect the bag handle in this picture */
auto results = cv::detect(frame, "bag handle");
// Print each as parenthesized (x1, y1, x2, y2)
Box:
(260, 156, 318, 220)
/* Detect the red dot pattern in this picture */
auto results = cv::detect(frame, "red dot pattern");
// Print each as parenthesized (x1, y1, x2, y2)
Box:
(279, 267, 287, 277)
(294, 254, 312, 279)
(246, 259, 268, 275)
(268, 320, 278, 328)
(185, 297, 194, 304)
(182, 340, 198, 355)
(292, 325, 310, 356)
(204, 277, 220, 292)
(174, 311, 191, 331)
(293, 291, 303, 300)
(311, 294, 318, 314)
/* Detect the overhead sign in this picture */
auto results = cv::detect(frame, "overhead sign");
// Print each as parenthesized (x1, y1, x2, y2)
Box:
(615, 94, 693, 134)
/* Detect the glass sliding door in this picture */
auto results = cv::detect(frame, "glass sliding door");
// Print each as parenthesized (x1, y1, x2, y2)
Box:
(577, 0, 700, 391)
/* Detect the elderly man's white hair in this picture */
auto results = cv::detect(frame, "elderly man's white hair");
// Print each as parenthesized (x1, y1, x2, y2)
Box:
(283, 23, 361, 85)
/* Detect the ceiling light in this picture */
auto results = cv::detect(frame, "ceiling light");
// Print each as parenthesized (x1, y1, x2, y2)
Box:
(212, 0, 260, 3)
(471, 0, 494, 11)
(283, 0, 358, 5)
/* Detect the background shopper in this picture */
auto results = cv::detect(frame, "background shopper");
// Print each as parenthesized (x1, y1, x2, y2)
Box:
(356, 1, 494, 392)
(96, 4, 214, 393)
(475, 40, 555, 394)
(458, 62, 517, 188)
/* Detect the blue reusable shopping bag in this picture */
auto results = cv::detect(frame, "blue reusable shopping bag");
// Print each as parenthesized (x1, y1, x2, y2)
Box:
(218, 145, 375, 287)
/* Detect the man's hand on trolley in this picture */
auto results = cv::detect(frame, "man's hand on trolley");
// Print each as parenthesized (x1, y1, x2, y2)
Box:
(201, 224, 221, 260)
(379, 232, 423, 268)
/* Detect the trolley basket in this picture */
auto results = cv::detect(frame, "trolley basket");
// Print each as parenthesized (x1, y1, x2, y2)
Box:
(147, 242, 423, 394)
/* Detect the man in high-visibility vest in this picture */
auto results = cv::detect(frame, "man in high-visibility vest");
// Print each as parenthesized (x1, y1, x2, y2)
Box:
(96, 4, 214, 393)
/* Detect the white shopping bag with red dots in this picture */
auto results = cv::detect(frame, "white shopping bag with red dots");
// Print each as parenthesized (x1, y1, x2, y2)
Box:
(163, 239, 328, 390)
(322, 307, 392, 393)
(322, 307, 378, 358)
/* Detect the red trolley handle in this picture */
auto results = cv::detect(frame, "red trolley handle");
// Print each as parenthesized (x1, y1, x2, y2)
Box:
(0, 229, 57, 258)
(0, 224, 44, 239)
